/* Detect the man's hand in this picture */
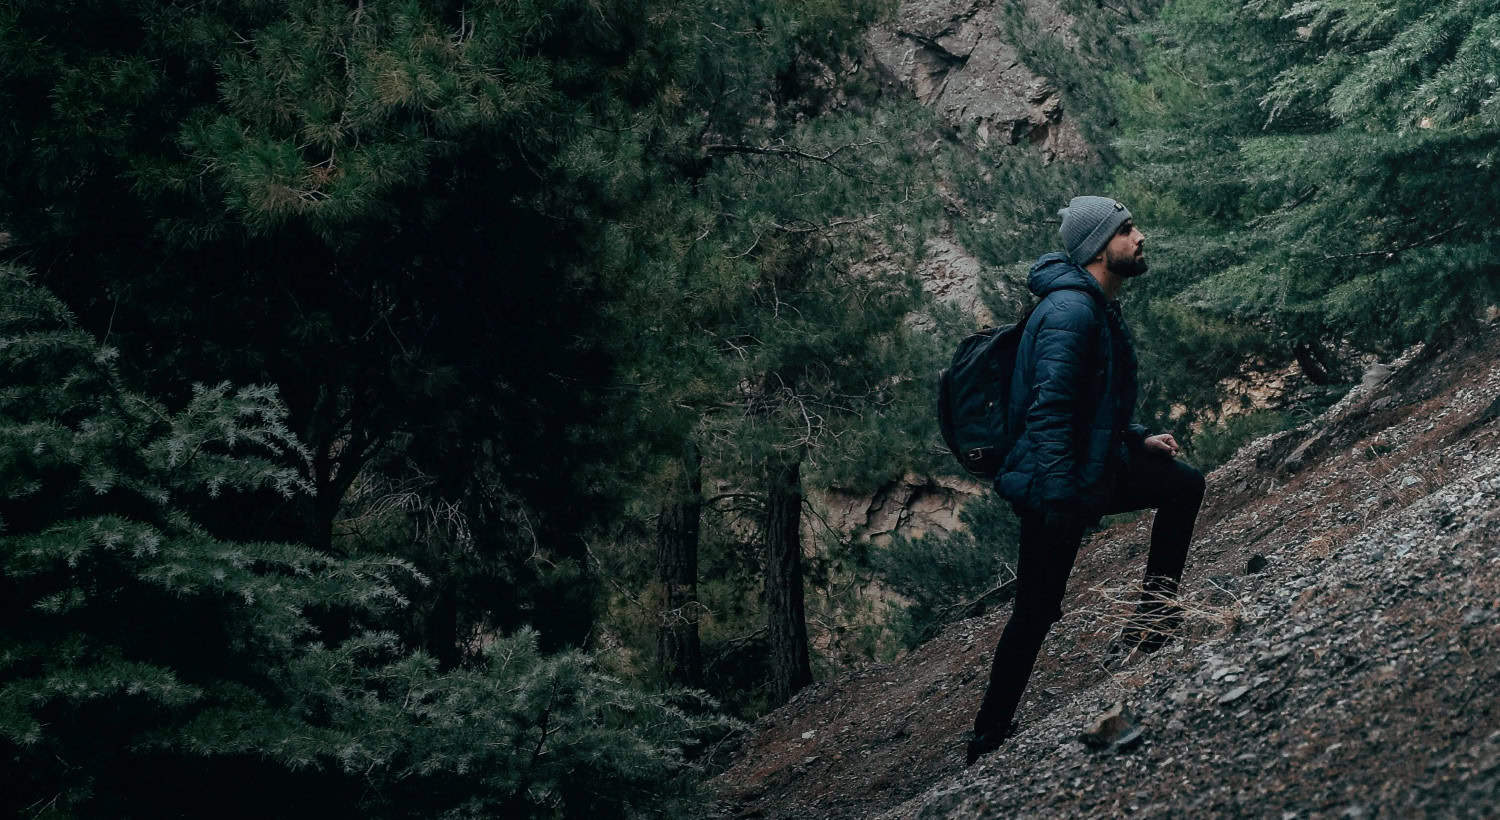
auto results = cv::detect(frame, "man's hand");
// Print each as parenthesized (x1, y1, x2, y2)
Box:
(1143, 433, 1180, 458)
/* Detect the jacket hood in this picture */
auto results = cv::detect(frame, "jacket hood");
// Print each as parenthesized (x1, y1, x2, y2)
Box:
(1028, 252, 1105, 300)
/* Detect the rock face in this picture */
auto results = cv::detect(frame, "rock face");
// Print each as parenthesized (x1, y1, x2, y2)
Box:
(817, 473, 986, 547)
(867, 0, 1088, 161)
(912, 237, 1004, 329)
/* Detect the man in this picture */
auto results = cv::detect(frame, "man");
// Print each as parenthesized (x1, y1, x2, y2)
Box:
(966, 196, 1206, 765)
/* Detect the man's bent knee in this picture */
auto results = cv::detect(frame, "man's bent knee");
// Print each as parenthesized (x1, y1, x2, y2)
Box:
(1173, 461, 1206, 503)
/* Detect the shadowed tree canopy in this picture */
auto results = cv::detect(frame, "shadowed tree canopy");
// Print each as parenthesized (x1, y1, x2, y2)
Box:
(0, 0, 906, 658)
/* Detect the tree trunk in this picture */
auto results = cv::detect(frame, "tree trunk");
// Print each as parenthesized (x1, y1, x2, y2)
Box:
(427, 580, 461, 670)
(656, 442, 703, 688)
(764, 456, 812, 704)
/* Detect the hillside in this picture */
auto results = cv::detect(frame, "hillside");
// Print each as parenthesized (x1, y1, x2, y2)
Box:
(713, 321, 1500, 817)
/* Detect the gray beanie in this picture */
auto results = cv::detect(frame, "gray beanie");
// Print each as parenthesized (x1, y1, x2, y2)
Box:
(1058, 196, 1131, 266)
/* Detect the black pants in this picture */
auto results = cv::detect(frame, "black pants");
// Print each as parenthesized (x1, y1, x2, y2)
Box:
(973, 451, 1205, 735)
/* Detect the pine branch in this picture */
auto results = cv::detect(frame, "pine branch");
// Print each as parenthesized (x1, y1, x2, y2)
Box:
(703, 139, 883, 180)
(921, 569, 1019, 641)
(509, 679, 557, 809)
(704, 627, 768, 673)
(1321, 222, 1466, 261)
(705, 492, 764, 506)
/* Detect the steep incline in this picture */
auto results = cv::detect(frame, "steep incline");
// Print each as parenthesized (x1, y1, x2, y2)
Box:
(714, 323, 1500, 818)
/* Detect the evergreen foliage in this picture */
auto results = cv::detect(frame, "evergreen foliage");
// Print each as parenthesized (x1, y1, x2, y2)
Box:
(0, 0, 936, 683)
(579, 4, 947, 704)
(986, 0, 1500, 446)
(1117, 0, 1500, 355)
(15, 0, 1497, 799)
(997, 0, 1166, 156)
(872, 494, 1020, 650)
(0, 267, 729, 818)
(1187, 408, 1289, 474)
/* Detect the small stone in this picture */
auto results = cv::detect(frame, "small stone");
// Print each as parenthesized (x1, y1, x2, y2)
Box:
(801, 729, 816, 740)
(1260, 645, 1294, 666)
(1400, 475, 1421, 488)
(1080, 703, 1139, 750)
(1218, 686, 1251, 706)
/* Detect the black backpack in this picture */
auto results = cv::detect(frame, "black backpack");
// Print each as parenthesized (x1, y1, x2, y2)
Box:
(937, 287, 1099, 478)
(936, 307, 1038, 479)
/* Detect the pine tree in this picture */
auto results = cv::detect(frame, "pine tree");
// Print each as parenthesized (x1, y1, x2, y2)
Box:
(579, 2, 947, 704)
(697, 115, 939, 703)
(0, 262, 384, 813)
(0, 0, 741, 654)
(655, 442, 705, 688)
(1116, 0, 1500, 356)
(0, 265, 731, 817)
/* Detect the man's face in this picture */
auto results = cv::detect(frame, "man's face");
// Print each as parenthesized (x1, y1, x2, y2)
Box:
(1102, 219, 1148, 278)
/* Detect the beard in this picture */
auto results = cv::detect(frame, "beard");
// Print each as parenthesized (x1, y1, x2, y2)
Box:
(1105, 247, 1149, 278)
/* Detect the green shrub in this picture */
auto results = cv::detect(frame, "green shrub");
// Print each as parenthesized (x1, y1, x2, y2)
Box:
(872, 493, 1020, 650)
(0, 266, 730, 819)
(1186, 409, 1290, 474)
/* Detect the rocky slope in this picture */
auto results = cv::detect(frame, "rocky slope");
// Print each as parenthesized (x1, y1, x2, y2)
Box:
(713, 322, 1500, 817)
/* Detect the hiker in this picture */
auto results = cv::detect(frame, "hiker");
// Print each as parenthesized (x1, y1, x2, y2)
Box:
(966, 196, 1206, 765)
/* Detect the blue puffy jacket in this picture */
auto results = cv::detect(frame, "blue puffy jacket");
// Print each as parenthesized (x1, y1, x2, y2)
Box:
(995, 253, 1148, 514)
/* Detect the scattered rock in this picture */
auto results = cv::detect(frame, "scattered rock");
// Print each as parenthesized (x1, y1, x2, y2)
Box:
(1475, 394, 1500, 426)
(1113, 727, 1144, 751)
(1210, 666, 1243, 682)
(1258, 644, 1294, 667)
(1360, 362, 1393, 391)
(716, 331, 1500, 819)
(1218, 686, 1251, 706)
(1079, 703, 1139, 750)
(1282, 437, 1317, 473)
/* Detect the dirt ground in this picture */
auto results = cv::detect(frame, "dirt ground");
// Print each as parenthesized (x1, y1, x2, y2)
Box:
(713, 323, 1500, 818)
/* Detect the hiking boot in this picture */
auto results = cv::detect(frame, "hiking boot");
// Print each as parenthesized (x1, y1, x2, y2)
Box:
(964, 720, 1018, 766)
(1118, 599, 1183, 654)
